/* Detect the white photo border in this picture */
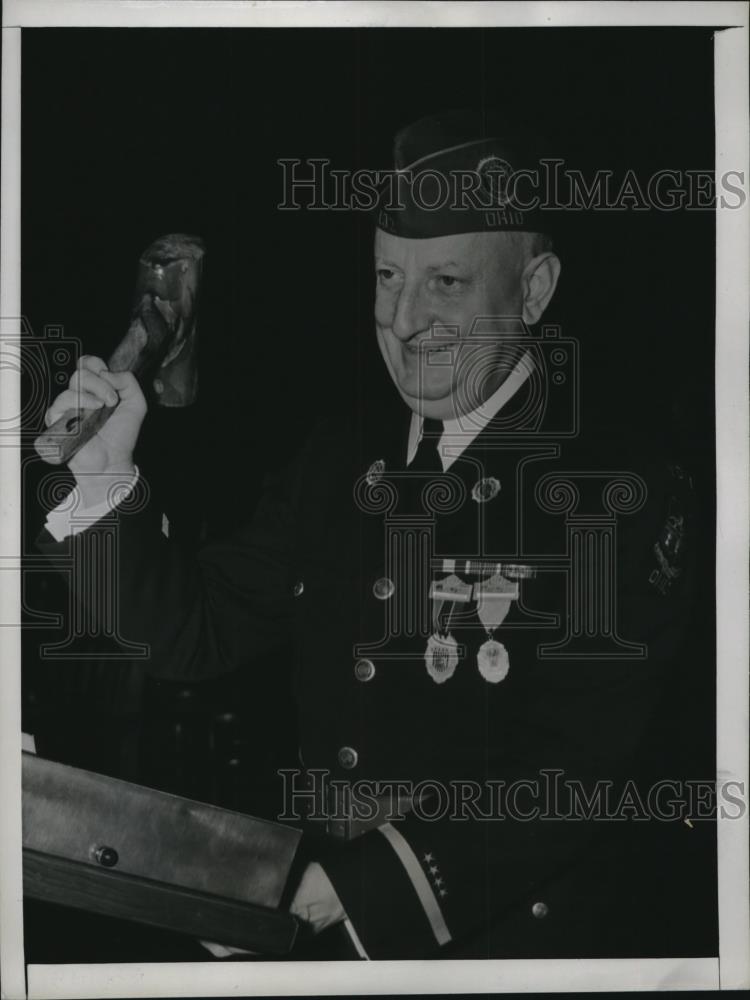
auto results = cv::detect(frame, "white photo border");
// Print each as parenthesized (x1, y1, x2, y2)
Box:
(1, 2, 747, 997)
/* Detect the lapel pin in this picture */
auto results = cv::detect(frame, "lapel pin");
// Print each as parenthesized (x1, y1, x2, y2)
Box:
(366, 459, 386, 485)
(472, 477, 501, 503)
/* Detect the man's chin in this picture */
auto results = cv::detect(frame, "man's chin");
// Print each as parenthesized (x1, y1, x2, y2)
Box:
(394, 380, 457, 419)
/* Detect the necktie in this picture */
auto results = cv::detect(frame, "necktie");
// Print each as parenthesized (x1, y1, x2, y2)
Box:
(409, 418, 444, 474)
(402, 418, 444, 514)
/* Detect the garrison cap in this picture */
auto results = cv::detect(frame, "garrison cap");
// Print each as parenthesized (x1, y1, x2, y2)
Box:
(376, 109, 552, 240)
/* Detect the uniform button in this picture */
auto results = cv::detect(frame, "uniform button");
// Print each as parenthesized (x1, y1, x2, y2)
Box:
(337, 746, 358, 770)
(293, 580, 304, 597)
(373, 577, 395, 600)
(354, 658, 376, 682)
(327, 819, 349, 839)
(531, 901, 549, 919)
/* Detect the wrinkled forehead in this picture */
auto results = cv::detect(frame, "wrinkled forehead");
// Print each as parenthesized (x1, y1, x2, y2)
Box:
(374, 228, 519, 272)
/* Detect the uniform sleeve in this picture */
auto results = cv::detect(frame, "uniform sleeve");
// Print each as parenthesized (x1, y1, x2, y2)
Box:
(35, 457, 302, 682)
(317, 461, 701, 958)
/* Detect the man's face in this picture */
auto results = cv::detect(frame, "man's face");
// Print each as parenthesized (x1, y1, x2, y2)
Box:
(374, 228, 528, 420)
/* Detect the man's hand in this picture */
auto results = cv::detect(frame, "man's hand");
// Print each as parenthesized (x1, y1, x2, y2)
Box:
(44, 355, 147, 507)
(290, 862, 346, 934)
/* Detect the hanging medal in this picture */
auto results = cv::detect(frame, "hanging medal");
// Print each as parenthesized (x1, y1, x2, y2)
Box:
(425, 578, 469, 684)
(424, 631, 459, 684)
(474, 573, 517, 684)
(476, 636, 510, 684)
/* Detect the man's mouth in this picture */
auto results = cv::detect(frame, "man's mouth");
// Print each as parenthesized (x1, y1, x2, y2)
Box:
(404, 340, 457, 356)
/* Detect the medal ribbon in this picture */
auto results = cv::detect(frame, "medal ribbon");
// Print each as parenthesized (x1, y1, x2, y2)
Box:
(475, 595, 513, 636)
(474, 574, 518, 637)
(430, 574, 472, 638)
(433, 599, 456, 638)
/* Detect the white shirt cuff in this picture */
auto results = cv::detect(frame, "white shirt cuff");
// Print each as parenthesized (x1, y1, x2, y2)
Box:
(44, 467, 140, 542)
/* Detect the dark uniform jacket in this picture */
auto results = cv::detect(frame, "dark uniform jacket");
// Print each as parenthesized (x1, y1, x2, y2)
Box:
(38, 373, 707, 960)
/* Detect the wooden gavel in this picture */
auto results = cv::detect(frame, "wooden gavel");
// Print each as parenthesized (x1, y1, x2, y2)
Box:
(34, 233, 205, 465)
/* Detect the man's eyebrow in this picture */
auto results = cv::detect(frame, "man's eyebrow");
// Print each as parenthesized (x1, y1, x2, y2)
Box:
(425, 260, 463, 271)
(374, 257, 402, 268)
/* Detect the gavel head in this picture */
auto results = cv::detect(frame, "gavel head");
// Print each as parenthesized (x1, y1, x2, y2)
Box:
(109, 233, 206, 407)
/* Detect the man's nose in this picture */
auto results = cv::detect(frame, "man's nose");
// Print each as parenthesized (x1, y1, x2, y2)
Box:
(391, 281, 434, 342)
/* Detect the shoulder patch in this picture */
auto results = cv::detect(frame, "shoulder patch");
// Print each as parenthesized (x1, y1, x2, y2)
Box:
(648, 463, 695, 598)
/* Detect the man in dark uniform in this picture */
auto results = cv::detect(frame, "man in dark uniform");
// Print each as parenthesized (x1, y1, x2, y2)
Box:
(39, 112, 705, 959)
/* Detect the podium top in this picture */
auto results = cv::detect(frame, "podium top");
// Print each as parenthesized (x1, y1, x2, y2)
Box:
(22, 752, 301, 910)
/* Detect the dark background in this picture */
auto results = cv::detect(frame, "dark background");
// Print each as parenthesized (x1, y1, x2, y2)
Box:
(20, 26, 718, 961)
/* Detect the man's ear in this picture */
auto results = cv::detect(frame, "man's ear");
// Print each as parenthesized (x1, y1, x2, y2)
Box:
(521, 252, 561, 326)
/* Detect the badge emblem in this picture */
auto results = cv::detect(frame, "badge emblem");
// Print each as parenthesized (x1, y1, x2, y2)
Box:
(471, 477, 501, 503)
(366, 459, 386, 485)
(476, 156, 513, 208)
(477, 639, 510, 684)
(425, 633, 459, 684)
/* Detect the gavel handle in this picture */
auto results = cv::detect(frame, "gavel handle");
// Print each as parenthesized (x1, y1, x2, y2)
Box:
(35, 402, 119, 466)
(34, 302, 168, 466)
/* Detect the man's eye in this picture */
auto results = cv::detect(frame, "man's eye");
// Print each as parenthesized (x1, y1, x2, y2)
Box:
(436, 275, 463, 289)
(376, 268, 395, 281)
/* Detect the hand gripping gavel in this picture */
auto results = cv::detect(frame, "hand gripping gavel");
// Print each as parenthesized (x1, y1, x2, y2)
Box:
(34, 233, 205, 465)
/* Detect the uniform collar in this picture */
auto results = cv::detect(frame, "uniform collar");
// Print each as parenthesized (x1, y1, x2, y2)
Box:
(406, 352, 533, 470)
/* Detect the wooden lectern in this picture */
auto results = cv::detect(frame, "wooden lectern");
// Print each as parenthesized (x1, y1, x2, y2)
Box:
(22, 753, 301, 955)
